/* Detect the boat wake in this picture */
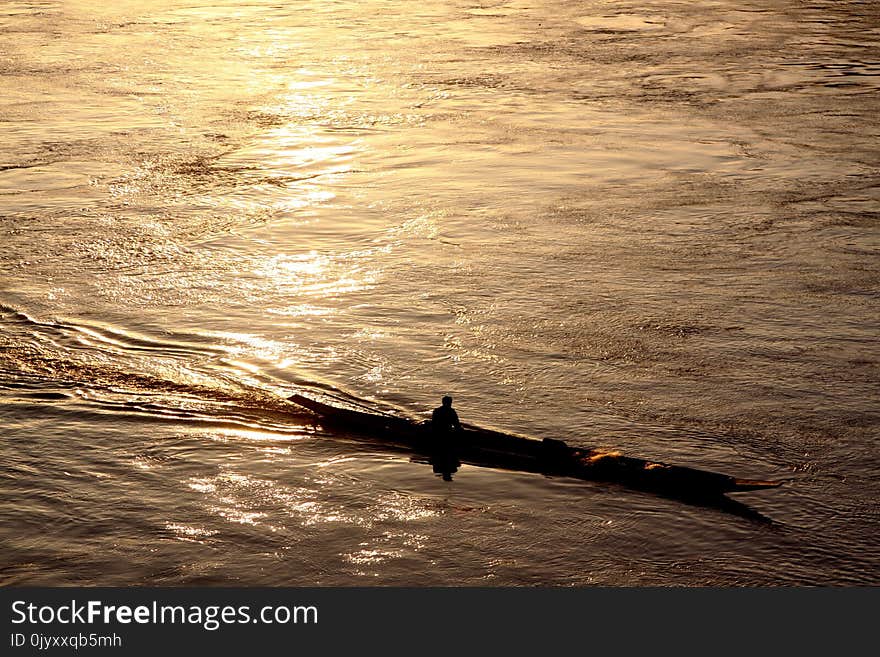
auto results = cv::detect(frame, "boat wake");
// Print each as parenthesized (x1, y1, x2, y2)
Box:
(1, 303, 780, 524)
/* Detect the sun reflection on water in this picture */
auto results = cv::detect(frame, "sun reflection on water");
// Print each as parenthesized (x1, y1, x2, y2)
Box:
(206, 427, 305, 444)
(255, 250, 381, 299)
(164, 522, 219, 544)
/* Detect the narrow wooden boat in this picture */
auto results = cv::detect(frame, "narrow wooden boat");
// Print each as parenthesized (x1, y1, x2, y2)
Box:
(287, 393, 783, 500)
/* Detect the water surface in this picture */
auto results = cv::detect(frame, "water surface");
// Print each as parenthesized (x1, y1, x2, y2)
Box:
(1, 0, 878, 585)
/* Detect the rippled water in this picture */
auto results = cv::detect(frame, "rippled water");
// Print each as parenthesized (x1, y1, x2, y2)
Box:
(1, 0, 878, 586)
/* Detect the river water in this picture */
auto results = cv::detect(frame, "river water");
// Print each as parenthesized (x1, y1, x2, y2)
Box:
(1, 0, 878, 586)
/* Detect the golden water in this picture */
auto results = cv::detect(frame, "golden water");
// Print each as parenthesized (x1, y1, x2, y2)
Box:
(1, 0, 878, 585)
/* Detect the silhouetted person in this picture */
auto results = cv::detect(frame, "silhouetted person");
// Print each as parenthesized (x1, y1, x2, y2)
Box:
(429, 396, 461, 481)
(431, 395, 462, 434)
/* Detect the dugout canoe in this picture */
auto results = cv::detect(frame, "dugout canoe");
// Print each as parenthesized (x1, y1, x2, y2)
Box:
(286, 393, 782, 499)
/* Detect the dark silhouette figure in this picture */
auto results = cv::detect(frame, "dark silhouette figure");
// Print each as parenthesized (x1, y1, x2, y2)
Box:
(431, 395, 462, 434)
(429, 396, 462, 481)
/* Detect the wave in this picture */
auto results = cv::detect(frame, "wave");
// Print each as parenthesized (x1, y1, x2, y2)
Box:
(0, 302, 320, 429)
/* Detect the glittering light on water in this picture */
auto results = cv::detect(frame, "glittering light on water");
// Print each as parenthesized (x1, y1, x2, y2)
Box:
(255, 250, 381, 298)
(164, 522, 219, 544)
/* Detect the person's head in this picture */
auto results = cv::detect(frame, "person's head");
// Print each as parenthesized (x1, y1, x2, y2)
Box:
(442, 395, 453, 408)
